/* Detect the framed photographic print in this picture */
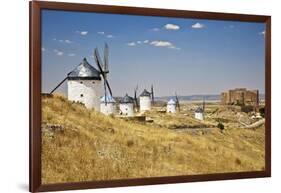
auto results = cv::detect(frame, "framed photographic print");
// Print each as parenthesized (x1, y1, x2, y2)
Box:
(30, 1, 271, 192)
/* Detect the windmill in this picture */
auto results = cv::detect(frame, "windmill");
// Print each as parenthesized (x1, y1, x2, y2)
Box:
(175, 92, 180, 112)
(93, 43, 113, 105)
(151, 84, 155, 105)
(134, 85, 139, 111)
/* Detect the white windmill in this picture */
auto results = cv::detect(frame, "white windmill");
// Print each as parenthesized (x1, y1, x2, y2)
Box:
(194, 98, 205, 120)
(167, 92, 180, 113)
(50, 57, 102, 110)
(139, 89, 152, 112)
(167, 99, 176, 113)
(119, 94, 135, 117)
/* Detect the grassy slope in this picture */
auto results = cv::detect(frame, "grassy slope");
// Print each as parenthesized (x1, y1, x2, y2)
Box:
(42, 95, 265, 184)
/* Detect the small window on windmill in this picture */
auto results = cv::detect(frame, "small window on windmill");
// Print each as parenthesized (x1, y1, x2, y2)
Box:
(80, 81, 83, 84)
(92, 81, 95, 84)
(80, 94, 84, 97)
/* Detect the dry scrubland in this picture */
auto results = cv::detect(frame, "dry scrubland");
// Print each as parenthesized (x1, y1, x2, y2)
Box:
(42, 95, 265, 184)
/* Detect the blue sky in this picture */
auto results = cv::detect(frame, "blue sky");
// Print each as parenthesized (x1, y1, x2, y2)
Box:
(41, 10, 265, 96)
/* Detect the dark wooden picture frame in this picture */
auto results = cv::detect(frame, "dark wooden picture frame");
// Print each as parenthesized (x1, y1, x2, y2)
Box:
(30, 1, 271, 192)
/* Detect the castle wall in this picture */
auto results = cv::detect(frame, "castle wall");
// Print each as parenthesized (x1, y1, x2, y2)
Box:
(220, 88, 259, 108)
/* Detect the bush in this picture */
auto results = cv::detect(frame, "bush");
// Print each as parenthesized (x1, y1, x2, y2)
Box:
(259, 107, 265, 118)
(217, 122, 225, 131)
(241, 105, 254, 113)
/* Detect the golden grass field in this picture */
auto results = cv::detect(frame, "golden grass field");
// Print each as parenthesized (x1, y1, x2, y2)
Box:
(41, 95, 265, 184)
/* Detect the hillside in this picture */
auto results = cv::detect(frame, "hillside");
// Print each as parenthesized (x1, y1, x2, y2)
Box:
(42, 95, 265, 184)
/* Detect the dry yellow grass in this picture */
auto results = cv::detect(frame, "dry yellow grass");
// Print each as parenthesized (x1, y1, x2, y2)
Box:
(42, 95, 265, 184)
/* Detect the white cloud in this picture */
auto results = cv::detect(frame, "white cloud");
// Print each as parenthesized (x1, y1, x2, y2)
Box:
(106, 34, 114, 38)
(80, 31, 88, 35)
(64, 40, 72, 44)
(259, 30, 266, 36)
(191, 22, 205, 29)
(52, 38, 56, 41)
(127, 42, 136, 46)
(151, 28, 160, 31)
(137, 41, 142, 44)
(53, 49, 64, 56)
(59, 39, 64, 43)
(41, 47, 46, 52)
(97, 32, 105, 35)
(150, 40, 180, 50)
(150, 40, 173, 47)
(164, 23, 180, 30)
(143, 40, 149, 43)
(68, 53, 76, 57)
(168, 46, 181, 50)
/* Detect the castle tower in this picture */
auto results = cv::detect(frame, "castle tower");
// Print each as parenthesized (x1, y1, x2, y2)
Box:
(67, 58, 102, 111)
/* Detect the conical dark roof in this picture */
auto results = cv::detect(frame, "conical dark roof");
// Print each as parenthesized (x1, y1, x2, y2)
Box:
(140, 89, 151, 97)
(120, 94, 134, 104)
(195, 107, 203, 113)
(67, 58, 101, 80)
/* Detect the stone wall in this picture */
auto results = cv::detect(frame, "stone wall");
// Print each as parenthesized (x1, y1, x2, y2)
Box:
(221, 88, 259, 109)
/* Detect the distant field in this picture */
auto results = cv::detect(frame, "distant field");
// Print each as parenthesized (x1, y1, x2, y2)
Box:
(41, 95, 265, 184)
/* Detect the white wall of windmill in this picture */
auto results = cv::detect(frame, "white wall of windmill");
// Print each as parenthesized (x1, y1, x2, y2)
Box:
(139, 96, 151, 112)
(100, 102, 116, 115)
(167, 103, 176, 113)
(119, 103, 134, 117)
(195, 112, 204, 120)
(67, 79, 102, 111)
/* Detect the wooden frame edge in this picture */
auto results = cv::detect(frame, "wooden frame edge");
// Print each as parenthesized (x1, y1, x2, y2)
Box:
(30, 1, 42, 192)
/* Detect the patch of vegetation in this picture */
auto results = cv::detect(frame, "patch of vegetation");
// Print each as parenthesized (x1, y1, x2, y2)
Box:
(41, 95, 265, 184)
(259, 107, 265, 118)
(217, 122, 225, 132)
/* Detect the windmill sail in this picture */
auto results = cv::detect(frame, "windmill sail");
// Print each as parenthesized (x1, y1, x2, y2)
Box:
(151, 85, 154, 105)
(104, 43, 109, 73)
(50, 77, 67, 94)
(175, 92, 180, 112)
(94, 48, 113, 97)
(203, 96, 205, 112)
(134, 85, 139, 111)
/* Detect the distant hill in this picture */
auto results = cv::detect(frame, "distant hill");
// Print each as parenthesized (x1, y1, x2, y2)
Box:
(156, 94, 265, 102)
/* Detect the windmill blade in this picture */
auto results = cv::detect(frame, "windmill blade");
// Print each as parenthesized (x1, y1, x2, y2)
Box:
(203, 96, 205, 112)
(104, 43, 109, 73)
(134, 85, 139, 110)
(151, 85, 154, 105)
(50, 77, 67, 94)
(94, 48, 113, 96)
(175, 92, 180, 112)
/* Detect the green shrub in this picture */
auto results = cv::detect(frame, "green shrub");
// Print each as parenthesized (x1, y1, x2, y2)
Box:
(217, 122, 225, 131)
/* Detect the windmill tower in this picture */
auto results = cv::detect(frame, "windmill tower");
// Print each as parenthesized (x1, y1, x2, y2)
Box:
(66, 58, 102, 110)
(93, 43, 116, 115)
(195, 97, 205, 120)
(119, 94, 135, 117)
(139, 89, 151, 112)
(100, 95, 116, 115)
(167, 99, 176, 113)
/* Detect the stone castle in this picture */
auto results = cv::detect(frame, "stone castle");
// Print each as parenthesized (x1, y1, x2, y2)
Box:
(221, 88, 259, 109)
